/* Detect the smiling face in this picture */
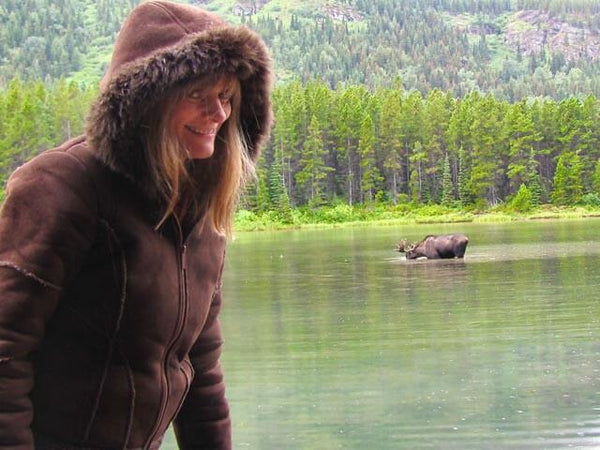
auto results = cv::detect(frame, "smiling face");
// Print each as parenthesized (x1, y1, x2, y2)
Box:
(170, 75, 239, 160)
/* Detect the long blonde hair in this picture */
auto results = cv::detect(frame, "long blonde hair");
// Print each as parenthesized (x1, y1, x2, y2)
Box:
(143, 74, 255, 236)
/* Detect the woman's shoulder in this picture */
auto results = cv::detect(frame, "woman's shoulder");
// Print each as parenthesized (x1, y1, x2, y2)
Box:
(0, 137, 102, 287)
(6, 136, 102, 212)
(14, 136, 95, 176)
(12, 135, 116, 189)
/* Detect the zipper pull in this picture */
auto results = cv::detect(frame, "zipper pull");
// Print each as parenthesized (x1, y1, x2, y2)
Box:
(181, 244, 188, 270)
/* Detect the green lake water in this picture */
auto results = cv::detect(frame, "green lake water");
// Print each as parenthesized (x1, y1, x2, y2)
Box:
(165, 219, 600, 449)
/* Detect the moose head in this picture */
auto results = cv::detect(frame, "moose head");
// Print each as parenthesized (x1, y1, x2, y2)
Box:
(396, 239, 416, 253)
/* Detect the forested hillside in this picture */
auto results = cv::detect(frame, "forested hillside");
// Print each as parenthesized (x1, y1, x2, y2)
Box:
(0, 0, 136, 84)
(3, 0, 600, 99)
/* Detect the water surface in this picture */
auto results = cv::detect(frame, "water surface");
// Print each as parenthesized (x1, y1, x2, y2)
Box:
(166, 219, 600, 449)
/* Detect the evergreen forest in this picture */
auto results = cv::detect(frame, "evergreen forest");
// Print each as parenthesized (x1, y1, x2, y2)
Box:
(2, 0, 600, 223)
(227, 80, 600, 218)
(3, 77, 600, 217)
(4, 0, 600, 99)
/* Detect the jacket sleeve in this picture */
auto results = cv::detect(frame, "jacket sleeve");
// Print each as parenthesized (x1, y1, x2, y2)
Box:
(173, 261, 232, 450)
(0, 150, 97, 448)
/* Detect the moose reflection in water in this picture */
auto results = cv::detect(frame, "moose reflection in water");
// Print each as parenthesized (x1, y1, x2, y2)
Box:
(397, 234, 469, 259)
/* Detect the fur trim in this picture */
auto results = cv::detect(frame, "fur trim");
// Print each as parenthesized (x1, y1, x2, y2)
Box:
(86, 10, 273, 195)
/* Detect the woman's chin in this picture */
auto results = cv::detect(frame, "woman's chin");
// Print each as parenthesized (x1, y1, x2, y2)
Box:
(185, 143, 215, 160)
(188, 151, 214, 160)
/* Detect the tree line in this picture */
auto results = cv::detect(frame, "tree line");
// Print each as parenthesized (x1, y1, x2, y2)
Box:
(1, 76, 599, 213)
(250, 78, 600, 215)
(0, 77, 95, 191)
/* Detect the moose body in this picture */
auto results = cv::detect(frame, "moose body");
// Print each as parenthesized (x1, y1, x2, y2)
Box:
(397, 234, 469, 259)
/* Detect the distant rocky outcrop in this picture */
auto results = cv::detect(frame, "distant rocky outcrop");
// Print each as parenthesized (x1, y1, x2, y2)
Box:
(232, 0, 270, 16)
(505, 10, 600, 62)
(320, 2, 364, 22)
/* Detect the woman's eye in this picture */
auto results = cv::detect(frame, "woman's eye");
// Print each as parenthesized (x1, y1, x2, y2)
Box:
(187, 89, 204, 101)
(185, 86, 233, 106)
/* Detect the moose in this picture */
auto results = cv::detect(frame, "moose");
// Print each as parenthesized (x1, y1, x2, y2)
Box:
(397, 234, 469, 260)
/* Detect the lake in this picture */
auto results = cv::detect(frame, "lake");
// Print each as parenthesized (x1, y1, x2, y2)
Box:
(164, 219, 600, 449)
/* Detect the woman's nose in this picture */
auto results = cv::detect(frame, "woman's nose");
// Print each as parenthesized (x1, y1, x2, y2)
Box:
(203, 97, 228, 122)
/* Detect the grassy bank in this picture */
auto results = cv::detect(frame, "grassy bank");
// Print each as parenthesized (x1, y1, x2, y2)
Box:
(233, 203, 600, 231)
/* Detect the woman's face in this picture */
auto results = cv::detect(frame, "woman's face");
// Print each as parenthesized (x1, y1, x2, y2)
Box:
(170, 76, 238, 159)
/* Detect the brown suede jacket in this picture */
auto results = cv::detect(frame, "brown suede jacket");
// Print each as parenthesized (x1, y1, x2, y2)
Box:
(0, 1, 272, 448)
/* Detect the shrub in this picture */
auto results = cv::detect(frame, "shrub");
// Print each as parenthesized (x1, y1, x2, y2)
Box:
(415, 204, 454, 216)
(234, 209, 257, 225)
(320, 203, 355, 223)
(509, 183, 533, 213)
(375, 190, 389, 203)
(581, 193, 600, 207)
(396, 193, 410, 204)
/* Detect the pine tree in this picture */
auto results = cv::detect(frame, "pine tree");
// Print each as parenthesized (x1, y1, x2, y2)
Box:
(271, 81, 305, 206)
(524, 148, 543, 205)
(268, 157, 292, 223)
(332, 86, 368, 206)
(409, 169, 420, 205)
(579, 95, 600, 186)
(401, 90, 426, 198)
(510, 183, 533, 212)
(296, 115, 332, 205)
(409, 141, 427, 204)
(469, 94, 505, 206)
(376, 86, 403, 204)
(530, 99, 560, 196)
(255, 167, 270, 213)
(441, 153, 454, 206)
(358, 114, 381, 202)
(592, 160, 600, 195)
(424, 89, 453, 202)
(241, 159, 270, 214)
(552, 153, 570, 205)
(568, 151, 584, 203)
(457, 146, 471, 206)
(506, 100, 540, 194)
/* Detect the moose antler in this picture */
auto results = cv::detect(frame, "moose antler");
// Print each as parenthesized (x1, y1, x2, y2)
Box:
(397, 239, 407, 252)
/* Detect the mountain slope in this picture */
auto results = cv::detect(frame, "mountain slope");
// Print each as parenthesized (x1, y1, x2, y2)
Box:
(2, 0, 600, 99)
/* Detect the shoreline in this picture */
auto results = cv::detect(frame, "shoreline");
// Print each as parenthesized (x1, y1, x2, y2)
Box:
(233, 206, 600, 232)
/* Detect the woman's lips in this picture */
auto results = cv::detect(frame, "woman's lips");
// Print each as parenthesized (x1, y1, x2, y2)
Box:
(185, 125, 216, 135)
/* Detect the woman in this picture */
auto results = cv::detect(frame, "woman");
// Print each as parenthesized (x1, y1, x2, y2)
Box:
(0, 1, 272, 448)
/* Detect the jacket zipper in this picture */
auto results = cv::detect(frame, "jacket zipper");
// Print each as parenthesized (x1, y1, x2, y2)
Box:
(145, 219, 190, 447)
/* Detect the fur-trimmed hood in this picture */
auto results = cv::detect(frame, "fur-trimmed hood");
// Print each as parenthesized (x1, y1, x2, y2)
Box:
(86, 0, 273, 191)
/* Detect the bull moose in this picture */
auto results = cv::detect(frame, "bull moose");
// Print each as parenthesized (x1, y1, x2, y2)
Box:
(397, 234, 469, 259)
